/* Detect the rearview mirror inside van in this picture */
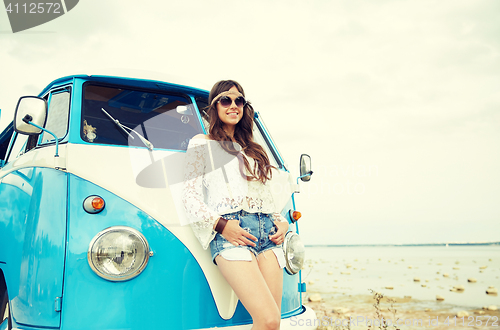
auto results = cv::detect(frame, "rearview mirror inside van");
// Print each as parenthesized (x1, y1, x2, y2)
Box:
(176, 105, 193, 115)
(14, 96, 47, 135)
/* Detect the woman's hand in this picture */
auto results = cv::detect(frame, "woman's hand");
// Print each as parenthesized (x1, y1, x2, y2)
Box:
(221, 220, 257, 247)
(269, 221, 289, 245)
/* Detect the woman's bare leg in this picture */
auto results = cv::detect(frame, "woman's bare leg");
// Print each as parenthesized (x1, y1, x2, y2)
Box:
(216, 254, 281, 330)
(256, 249, 283, 312)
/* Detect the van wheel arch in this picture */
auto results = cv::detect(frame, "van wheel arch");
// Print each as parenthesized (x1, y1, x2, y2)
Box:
(0, 270, 12, 330)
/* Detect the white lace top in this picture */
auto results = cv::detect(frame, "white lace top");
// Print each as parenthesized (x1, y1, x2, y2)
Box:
(182, 137, 287, 250)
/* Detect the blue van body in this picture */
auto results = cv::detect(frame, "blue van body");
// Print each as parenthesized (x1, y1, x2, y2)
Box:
(0, 75, 315, 330)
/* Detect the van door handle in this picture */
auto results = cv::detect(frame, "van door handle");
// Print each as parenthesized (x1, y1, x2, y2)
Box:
(54, 297, 62, 312)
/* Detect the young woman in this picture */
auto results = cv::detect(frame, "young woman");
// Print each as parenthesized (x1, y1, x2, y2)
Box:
(182, 80, 289, 330)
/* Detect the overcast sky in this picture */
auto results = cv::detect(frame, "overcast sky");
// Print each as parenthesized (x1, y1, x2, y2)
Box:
(1, 0, 499, 245)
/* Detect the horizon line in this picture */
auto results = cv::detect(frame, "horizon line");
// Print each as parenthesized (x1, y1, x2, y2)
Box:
(305, 241, 500, 247)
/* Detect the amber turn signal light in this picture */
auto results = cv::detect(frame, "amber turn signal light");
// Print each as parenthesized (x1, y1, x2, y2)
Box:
(83, 195, 106, 214)
(92, 197, 105, 210)
(289, 210, 302, 223)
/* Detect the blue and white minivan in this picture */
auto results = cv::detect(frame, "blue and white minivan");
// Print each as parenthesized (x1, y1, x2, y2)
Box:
(0, 74, 316, 330)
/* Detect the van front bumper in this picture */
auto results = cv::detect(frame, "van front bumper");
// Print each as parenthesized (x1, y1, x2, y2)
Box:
(196, 305, 318, 330)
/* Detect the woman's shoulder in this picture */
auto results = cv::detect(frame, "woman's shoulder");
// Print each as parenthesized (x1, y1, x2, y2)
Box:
(192, 134, 210, 140)
(187, 134, 218, 150)
(189, 134, 212, 145)
(186, 135, 209, 150)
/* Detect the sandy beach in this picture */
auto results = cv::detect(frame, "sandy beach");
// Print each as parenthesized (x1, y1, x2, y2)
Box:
(301, 245, 500, 330)
(304, 293, 499, 330)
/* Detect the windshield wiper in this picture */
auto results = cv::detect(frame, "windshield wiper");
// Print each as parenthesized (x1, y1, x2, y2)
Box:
(101, 107, 154, 151)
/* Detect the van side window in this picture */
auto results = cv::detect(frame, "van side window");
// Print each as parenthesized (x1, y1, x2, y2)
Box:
(252, 123, 279, 168)
(0, 123, 13, 161)
(25, 134, 39, 153)
(194, 97, 209, 132)
(6, 133, 29, 163)
(41, 89, 71, 144)
(193, 96, 281, 168)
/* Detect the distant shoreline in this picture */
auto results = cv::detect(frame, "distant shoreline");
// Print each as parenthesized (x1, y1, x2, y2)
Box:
(305, 242, 500, 247)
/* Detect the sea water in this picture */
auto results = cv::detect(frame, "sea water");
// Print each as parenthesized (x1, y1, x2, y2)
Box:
(303, 245, 500, 309)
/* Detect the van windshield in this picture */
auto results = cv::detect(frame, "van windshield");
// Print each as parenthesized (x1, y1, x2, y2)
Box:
(82, 84, 204, 150)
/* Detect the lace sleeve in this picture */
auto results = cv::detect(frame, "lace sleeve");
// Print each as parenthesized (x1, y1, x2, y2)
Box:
(272, 212, 288, 223)
(182, 138, 220, 249)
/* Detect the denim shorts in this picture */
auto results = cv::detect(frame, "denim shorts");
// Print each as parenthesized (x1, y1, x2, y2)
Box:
(210, 210, 286, 268)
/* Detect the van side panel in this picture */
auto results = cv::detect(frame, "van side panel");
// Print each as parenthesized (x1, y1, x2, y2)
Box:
(0, 167, 67, 328)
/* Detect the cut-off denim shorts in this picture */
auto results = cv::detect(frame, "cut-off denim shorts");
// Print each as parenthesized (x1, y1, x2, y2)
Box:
(210, 210, 286, 269)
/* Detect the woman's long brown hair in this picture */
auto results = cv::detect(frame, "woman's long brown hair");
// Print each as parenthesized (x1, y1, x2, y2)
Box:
(206, 80, 273, 184)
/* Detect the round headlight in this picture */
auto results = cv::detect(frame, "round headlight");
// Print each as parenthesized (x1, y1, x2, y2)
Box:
(283, 232, 305, 275)
(88, 226, 150, 281)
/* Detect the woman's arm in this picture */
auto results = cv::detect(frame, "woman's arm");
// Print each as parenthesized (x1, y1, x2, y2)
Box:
(182, 137, 221, 249)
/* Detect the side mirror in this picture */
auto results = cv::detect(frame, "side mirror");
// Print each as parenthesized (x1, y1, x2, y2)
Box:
(299, 154, 313, 182)
(14, 96, 47, 135)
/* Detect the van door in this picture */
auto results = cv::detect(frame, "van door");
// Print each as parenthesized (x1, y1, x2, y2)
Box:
(0, 87, 70, 328)
(1, 168, 68, 328)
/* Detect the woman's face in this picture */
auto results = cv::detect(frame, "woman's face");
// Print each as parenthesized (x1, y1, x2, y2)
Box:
(216, 86, 244, 132)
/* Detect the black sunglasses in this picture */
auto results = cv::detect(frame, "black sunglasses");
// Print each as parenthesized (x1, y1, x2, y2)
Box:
(218, 95, 246, 108)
